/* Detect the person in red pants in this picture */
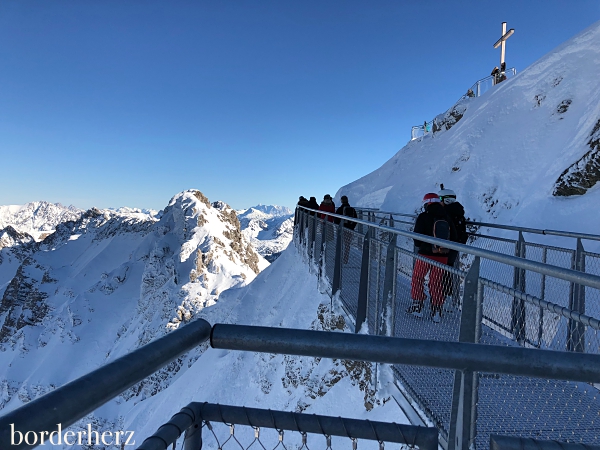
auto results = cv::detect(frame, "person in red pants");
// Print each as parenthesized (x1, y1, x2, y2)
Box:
(408, 193, 457, 322)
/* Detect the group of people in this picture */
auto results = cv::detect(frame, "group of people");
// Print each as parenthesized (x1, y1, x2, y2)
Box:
(296, 194, 358, 227)
(409, 185, 468, 323)
(295, 187, 468, 324)
(296, 194, 358, 262)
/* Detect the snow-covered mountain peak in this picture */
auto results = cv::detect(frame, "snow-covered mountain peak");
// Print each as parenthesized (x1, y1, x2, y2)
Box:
(238, 204, 293, 218)
(0, 201, 84, 241)
(236, 204, 294, 263)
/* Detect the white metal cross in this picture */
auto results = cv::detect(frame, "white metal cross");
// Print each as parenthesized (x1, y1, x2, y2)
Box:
(493, 22, 515, 69)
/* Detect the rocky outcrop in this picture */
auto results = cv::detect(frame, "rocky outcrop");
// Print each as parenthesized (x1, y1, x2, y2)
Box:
(214, 201, 261, 274)
(0, 261, 50, 344)
(433, 101, 468, 134)
(554, 119, 600, 196)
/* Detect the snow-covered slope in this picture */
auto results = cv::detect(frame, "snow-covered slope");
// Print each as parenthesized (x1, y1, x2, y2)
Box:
(337, 21, 600, 237)
(0, 191, 403, 448)
(0, 190, 266, 409)
(0, 201, 84, 241)
(238, 205, 294, 262)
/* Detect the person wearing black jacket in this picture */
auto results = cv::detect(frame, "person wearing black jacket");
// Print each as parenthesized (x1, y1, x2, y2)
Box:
(306, 196, 320, 215)
(334, 195, 358, 263)
(409, 193, 457, 323)
(439, 186, 468, 302)
(295, 196, 311, 242)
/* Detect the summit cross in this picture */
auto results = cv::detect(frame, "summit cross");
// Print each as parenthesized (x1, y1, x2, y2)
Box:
(493, 22, 515, 69)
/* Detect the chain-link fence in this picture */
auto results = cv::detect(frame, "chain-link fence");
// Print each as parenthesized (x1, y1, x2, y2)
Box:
(153, 403, 438, 450)
(293, 207, 600, 450)
(391, 249, 465, 444)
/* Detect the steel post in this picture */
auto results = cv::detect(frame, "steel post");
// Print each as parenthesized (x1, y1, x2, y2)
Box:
(318, 218, 326, 280)
(183, 422, 202, 450)
(449, 257, 481, 450)
(380, 233, 398, 336)
(332, 221, 343, 295)
(358, 210, 363, 234)
(309, 214, 317, 261)
(568, 238, 586, 352)
(511, 232, 526, 343)
(355, 229, 371, 333)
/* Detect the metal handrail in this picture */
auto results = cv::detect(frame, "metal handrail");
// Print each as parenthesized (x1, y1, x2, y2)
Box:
(298, 206, 600, 290)
(357, 208, 600, 242)
(0, 319, 212, 450)
(138, 402, 440, 450)
(210, 323, 600, 384)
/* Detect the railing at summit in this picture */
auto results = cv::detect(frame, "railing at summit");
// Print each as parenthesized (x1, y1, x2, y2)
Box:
(294, 205, 600, 450)
(411, 68, 517, 141)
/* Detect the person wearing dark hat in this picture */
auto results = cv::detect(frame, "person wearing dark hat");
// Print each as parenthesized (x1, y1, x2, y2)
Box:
(408, 192, 457, 323)
(319, 194, 336, 222)
(439, 186, 468, 308)
(306, 196, 320, 215)
(295, 196, 311, 240)
(334, 195, 358, 264)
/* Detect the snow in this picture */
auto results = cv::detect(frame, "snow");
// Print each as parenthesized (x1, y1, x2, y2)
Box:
(1, 18, 599, 450)
(337, 21, 600, 244)
(124, 247, 408, 447)
(0, 192, 403, 449)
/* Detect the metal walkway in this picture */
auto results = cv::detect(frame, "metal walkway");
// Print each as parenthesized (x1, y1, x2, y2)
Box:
(299, 208, 600, 449)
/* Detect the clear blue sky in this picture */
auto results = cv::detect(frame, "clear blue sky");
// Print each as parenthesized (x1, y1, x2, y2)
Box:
(1, 1, 598, 211)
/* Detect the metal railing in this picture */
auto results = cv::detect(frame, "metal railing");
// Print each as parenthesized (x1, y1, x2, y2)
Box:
(138, 402, 438, 450)
(411, 68, 517, 140)
(0, 319, 212, 450)
(2, 205, 599, 450)
(294, 206, 600, 449)
(356, 207, 600, 353)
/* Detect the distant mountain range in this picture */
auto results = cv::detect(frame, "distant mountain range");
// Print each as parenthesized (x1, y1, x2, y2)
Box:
(237, 205, 294, 262)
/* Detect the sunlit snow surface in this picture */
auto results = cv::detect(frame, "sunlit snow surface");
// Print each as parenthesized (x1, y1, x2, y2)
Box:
(337, 21, 600, 249)
(0, 193, 406, 449)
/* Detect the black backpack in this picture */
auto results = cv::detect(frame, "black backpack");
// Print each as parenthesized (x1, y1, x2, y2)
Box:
(432, 219, 450, 254)
(343, 206, 358, 230)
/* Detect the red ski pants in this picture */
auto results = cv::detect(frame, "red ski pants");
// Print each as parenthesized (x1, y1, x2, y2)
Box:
(411, 254, 448, 310)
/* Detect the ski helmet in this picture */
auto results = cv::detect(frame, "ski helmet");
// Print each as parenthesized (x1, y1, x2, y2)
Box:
(439, 188, 456, 204)
(422, 193, 441, 204)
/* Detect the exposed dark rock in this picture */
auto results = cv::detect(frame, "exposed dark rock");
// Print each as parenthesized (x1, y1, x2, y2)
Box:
(432, 102, 468, 134)
(557, 99, 572, 114)
(0, 262, 49, 343)
(554, 119, 600, 196)
(192, 190, 211, 207)
(534, 94, 546, 108)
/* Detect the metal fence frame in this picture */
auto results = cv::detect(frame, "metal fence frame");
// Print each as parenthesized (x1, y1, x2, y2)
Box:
(2, 206, 600, 450)
(294, 206, 600, 450)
